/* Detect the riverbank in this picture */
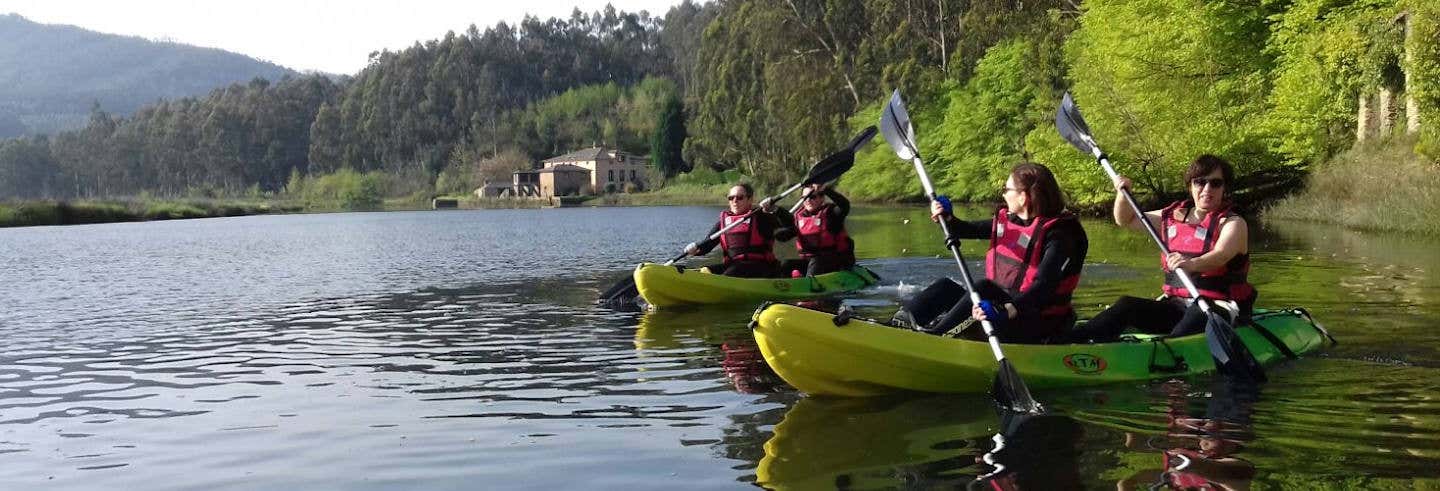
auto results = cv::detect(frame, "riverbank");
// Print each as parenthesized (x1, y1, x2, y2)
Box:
(0, 199, 303, 228)
(1265, 139, 1440, 236)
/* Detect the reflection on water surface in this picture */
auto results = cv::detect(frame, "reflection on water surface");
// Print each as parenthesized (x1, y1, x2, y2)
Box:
(1, 208, 1437, 489)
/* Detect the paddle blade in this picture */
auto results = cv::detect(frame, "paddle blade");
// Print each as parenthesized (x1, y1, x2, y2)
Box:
(1055, 92, 1098, 156)
(596, 275, 640, 304)
(878, 89, 918, 160)
(802, 126, 877, 186)
(992, 359, 1044, 414)
(1204, 309, 1267, 383)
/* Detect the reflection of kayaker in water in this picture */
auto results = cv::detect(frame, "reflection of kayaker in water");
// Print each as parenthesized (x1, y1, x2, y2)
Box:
(775, 183, 856, 277)
(893, 163, 1089, 344)
(1117, 379, 1259, 491)
(1061, 155, 1257, 343)
(685, 183, 790, 278)
(719, 339, 781, 394)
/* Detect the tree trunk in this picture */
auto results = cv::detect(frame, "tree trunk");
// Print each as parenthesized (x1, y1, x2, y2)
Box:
(1404, 11, 1421, 134)
(1357, 93, 1371, 142)
(1379, 85, 1394, 135)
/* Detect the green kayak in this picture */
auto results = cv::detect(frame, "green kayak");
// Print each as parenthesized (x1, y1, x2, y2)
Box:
(633, 262, 879, 308)
(752, 303, 1333, 397)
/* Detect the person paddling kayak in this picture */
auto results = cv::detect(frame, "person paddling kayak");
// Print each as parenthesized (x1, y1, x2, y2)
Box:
(685, 183, 790, 278)
(1061, 155, 1256, 343)
(776, 183, 856, 277)
(895, 163, 1088, 344)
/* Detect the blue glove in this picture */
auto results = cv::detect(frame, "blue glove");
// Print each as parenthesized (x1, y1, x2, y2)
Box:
(978, 300, 1006, 327)
(935, 195, 953, 216)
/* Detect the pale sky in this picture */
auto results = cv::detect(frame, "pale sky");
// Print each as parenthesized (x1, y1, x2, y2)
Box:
(1, 0, 685, 74)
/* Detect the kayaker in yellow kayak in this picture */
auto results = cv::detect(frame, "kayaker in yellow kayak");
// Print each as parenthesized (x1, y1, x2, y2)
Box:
(684, 183, 791, 278)
(775, 183, 856, 277)
(895, 163, 1088, 344)
(1061, 155, 1255, 343)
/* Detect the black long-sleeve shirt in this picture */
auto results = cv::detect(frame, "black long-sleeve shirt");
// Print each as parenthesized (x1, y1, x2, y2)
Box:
(776, 188, 849, 242)
(942, 212, 1088, 318)
(693, 207, 792, 257)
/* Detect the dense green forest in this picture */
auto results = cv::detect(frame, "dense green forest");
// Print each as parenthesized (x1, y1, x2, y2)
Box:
(1, 0, 1437, 207)
(0, 14, 297, 139)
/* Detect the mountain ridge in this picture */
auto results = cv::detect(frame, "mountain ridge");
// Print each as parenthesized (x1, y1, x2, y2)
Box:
(0, 13, 300, 137)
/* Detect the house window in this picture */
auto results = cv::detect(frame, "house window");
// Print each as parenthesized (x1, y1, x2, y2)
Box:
(608, 170, 615, 182)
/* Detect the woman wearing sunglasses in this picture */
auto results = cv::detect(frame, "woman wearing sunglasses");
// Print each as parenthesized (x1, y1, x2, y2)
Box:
(1062, 154, 1256, 343)
(684, 183, 788, 278)
(776, 183, 855, 277)
(896, 162, 1088, 344)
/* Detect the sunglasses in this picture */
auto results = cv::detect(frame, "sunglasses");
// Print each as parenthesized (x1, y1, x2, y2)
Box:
(999, 186, 1024, 195)
(727, 195, 749, 202)
(1190, 177, 1226, 189)
(803, 193, 822, 201)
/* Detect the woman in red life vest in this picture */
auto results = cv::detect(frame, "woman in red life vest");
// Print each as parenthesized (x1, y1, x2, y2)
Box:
(776, 183, 855, 277)
(685, 183, 790, 278)
(896, 163, 1088, 344)
(1063, 155, 1255, 343)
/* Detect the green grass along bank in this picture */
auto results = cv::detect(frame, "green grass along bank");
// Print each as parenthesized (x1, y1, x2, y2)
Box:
(1264, 138, 1440, 236)
(0, 199, 302, 228)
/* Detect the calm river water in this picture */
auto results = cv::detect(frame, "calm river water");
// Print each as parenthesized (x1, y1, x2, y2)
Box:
(2, 206, 1437, 489)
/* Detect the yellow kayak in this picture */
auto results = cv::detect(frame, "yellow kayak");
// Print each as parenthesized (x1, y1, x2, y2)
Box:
(752, 303, 1331, 397)
(633, 263, 878, 308)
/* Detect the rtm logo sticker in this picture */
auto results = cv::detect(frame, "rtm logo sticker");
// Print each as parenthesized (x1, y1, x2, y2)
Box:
(1063, 354, 1107, 375)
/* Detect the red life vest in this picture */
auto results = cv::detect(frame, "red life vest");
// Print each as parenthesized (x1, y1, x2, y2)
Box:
(793, 204, 852, 258)
(717, 210, 776, 263)
(1159, 201, 1255, 303)
(984, 207, 1081, 319)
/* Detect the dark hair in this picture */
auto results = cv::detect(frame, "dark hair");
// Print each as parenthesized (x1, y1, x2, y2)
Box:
(1184, 154, 1234, 193)
(1011, 162, 1066, 217)
(730, 183, 754, 198)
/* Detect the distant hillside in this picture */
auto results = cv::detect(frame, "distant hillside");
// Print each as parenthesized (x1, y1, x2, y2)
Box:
(0, 13, 297, 138)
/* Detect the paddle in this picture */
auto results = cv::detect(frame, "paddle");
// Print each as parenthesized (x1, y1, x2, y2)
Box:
(1054, 92, 1266, 382)
(878, 89, 1043, 414)
(596, 126, 878, 306)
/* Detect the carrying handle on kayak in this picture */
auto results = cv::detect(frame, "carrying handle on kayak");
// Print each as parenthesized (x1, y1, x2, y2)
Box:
(1148, 339, 1189, 374)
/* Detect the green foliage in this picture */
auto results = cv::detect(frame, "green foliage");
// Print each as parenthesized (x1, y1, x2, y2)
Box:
(650, 95, 687, 177)
(142, 202, 208, 220)
(672, 166, 743, 187)
(0, 198, 291, 227)
(934, 40, 1049, 201)
(841, 98, 930, 202)
(1063, 0, 1280, 199)
(291, 169, 386, 210)
(1265, 0, 1402, 164)
(1408, 0, 1440, 160)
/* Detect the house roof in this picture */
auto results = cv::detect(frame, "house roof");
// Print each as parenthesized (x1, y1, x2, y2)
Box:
(543, 147, 612, 163)
(536, 164, 591, 174)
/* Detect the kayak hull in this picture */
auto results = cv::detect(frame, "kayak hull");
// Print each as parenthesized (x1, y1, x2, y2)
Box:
(751, 303, 1330, 397)
(633, 263, 878, 308)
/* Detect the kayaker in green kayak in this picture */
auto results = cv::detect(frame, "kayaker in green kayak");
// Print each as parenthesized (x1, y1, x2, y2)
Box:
(684, 183, 791, 278)
(1060, 155, 1256, 343)
(894, 162, 1089, 344)
(776, 183, 856, 277)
